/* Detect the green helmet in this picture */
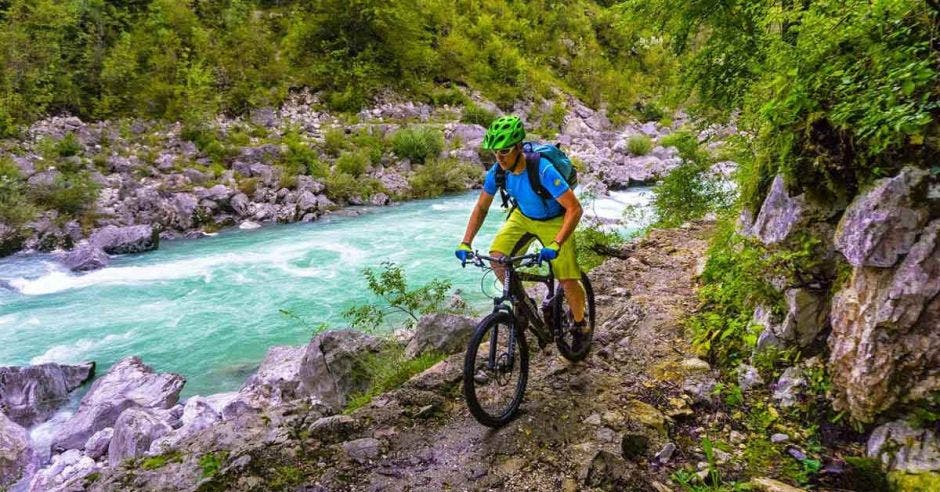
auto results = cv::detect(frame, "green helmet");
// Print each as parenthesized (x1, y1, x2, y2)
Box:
(482, 116, 525, 150)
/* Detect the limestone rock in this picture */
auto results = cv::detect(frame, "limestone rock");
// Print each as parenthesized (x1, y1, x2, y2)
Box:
(405, 313, 476, 358)
(750, 477, 807, 492)
(83, 427, 113, 460)
(829, 219, 939, 422)
(342, 438, 383, 464)
(63, 242, 111, 271)
(298, 330, 383, 411)
(0, 412, 35, 489)
(239, 346, 306, 407)
(26, 448, 97, 492)
(835, 166, 931, 268)
(868, 419, 940, 473)
(0, 361, 95, 427)
(772, 366, 806, 408)
(52, 357, 185, 451)
(108, 408, 173, 466)
(746, 175, 806, 245)
(90, 224, 159, 254)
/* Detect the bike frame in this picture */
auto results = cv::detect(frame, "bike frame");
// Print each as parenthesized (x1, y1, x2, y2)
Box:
(467, 252, 558, 370)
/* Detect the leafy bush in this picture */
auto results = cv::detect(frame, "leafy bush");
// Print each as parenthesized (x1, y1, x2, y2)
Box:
(407, 158, 482, 198)
(323, 172, 384, 204)
(0, 158, 36, 227)
(29, 171, 99, 216)
(342, 261, 454, 331)
(281, 130, 325, 178)
(626, 134, 653, 156)
(349, 129, 386, 165)
(335, 150, 370, 177)
(460, 102, 497, 127)
(391, 126, 444, 164)
(323, 128, 348, 157)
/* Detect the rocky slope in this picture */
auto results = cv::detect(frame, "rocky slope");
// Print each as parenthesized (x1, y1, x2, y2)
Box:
(0, 92, 692, 270)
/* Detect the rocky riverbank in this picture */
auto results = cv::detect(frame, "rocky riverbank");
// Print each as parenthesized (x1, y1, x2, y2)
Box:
(0, 91, 702, 270)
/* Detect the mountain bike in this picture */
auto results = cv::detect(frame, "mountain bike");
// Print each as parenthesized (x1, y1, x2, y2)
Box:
(459, 245, 595, 428)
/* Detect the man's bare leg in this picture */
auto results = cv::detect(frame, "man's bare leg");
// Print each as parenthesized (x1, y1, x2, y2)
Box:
(558, 278, 586, 324)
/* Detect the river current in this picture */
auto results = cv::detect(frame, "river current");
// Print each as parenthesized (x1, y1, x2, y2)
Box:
(0, 189, 653, 397)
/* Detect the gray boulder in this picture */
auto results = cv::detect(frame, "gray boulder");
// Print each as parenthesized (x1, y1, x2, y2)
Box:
(746, 175, 806, 245)
(772, 366, 805, 408)
(829, 219, 939, 422)
(298, 330, 383, 411)
(108, 408, 173, 466)
(295, 176, 325, 194)
(0, 222, 22, 257)
(182, 168, 209, 185)
(757, 289, 828, 351)
(63, 242, 111, 271)
(0, 362, 95, 427)
(195, 184, 234, 205)
(26, 448, 97, 492)
(52, 357, 185, 451)
(239, 346, 307, 408)
(90, 224, 159, 254)
(161, 193, 198, 230)
(83, 427, 113, 460)
(405, 314, 476, 358)
(1, 412, 35, 489)
(835, 166, 931, 268)
(867, 419, 940, 473)
(296, 191, 319, 213)
(230, 193, 250, 216)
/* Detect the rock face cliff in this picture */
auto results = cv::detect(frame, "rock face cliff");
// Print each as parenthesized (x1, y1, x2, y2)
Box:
(741, 162, 939, 482)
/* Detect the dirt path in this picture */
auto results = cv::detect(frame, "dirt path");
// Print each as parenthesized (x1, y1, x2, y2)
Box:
(320, 221, 714, 491)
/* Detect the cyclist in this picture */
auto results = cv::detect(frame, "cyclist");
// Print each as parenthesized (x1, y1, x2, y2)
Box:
(455, 116, 589, 349)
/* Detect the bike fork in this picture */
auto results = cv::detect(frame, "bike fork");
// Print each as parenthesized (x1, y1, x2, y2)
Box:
(487, 319, 517, 371)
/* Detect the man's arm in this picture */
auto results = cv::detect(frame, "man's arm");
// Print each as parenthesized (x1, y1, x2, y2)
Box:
(461, 191, 494, 246)
(553, 189, 583, 245)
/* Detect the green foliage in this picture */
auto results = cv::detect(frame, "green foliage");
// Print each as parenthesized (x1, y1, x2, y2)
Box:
(391, 126, 444, 164)
(0, 158, 36, 227)
(199, 451, 228, 478)
(0, 0, 679, 128)
(335, 150, 370, 177)
(345, 345, 445, 412)
(342, 261, 456, 331)
(140, 450, 182, 470)
(322, 128, 348, 158)
(574, 221, 625, 272)
(626, 134, 652, 156)
(652, 130, 730, 227)
(281, 129, 325, 178)
(688, 219, 780, 365)
(322, 172, 383, 204)
(269, 465, 303, 489)
(29, 170, 99, 216)
(349, 129, 386, 165)
(407, 158, 482, 199)
(460, 102, 497, 127)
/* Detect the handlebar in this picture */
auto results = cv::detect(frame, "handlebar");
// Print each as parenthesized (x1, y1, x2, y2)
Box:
(463, 250, 542, 269)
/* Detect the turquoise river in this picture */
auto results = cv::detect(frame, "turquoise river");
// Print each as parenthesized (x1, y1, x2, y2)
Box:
(0, 190, 652, 398)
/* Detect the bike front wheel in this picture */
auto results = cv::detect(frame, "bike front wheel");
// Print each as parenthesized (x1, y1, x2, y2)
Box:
(553, 272, 596, 362)
(463, 311, 529, 428)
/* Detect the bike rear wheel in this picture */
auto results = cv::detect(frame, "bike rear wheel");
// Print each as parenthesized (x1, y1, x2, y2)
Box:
(553, 272, 596, 362)
(463, 312, 529, 428)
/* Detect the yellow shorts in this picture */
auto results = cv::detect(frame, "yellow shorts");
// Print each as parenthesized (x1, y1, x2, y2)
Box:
(489, 210, 582, 280)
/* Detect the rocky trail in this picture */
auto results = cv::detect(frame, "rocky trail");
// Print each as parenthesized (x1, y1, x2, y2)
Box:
(177, 221, 714, 492)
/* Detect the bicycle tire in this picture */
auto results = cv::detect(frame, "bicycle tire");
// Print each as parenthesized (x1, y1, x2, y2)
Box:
(553, 272, 596, 362)
(463, 311, 529, 428)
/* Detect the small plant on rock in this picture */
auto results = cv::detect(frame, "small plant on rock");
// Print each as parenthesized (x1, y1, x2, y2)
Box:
(342, 261, 454, 331)
(627, 134, 653, 156)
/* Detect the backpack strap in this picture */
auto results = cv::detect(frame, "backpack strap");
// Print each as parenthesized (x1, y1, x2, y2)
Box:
(494, 166, 512, 209)
(523, 151, 553, 201)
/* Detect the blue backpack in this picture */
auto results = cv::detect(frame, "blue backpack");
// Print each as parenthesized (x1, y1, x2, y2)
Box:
(494, 142, 578, 211)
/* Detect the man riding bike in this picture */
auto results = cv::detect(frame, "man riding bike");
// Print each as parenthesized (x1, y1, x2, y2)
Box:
(455, 116, 590, 349)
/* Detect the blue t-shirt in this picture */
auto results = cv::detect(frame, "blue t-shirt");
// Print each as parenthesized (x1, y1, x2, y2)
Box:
(482, 158, 570, 219)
